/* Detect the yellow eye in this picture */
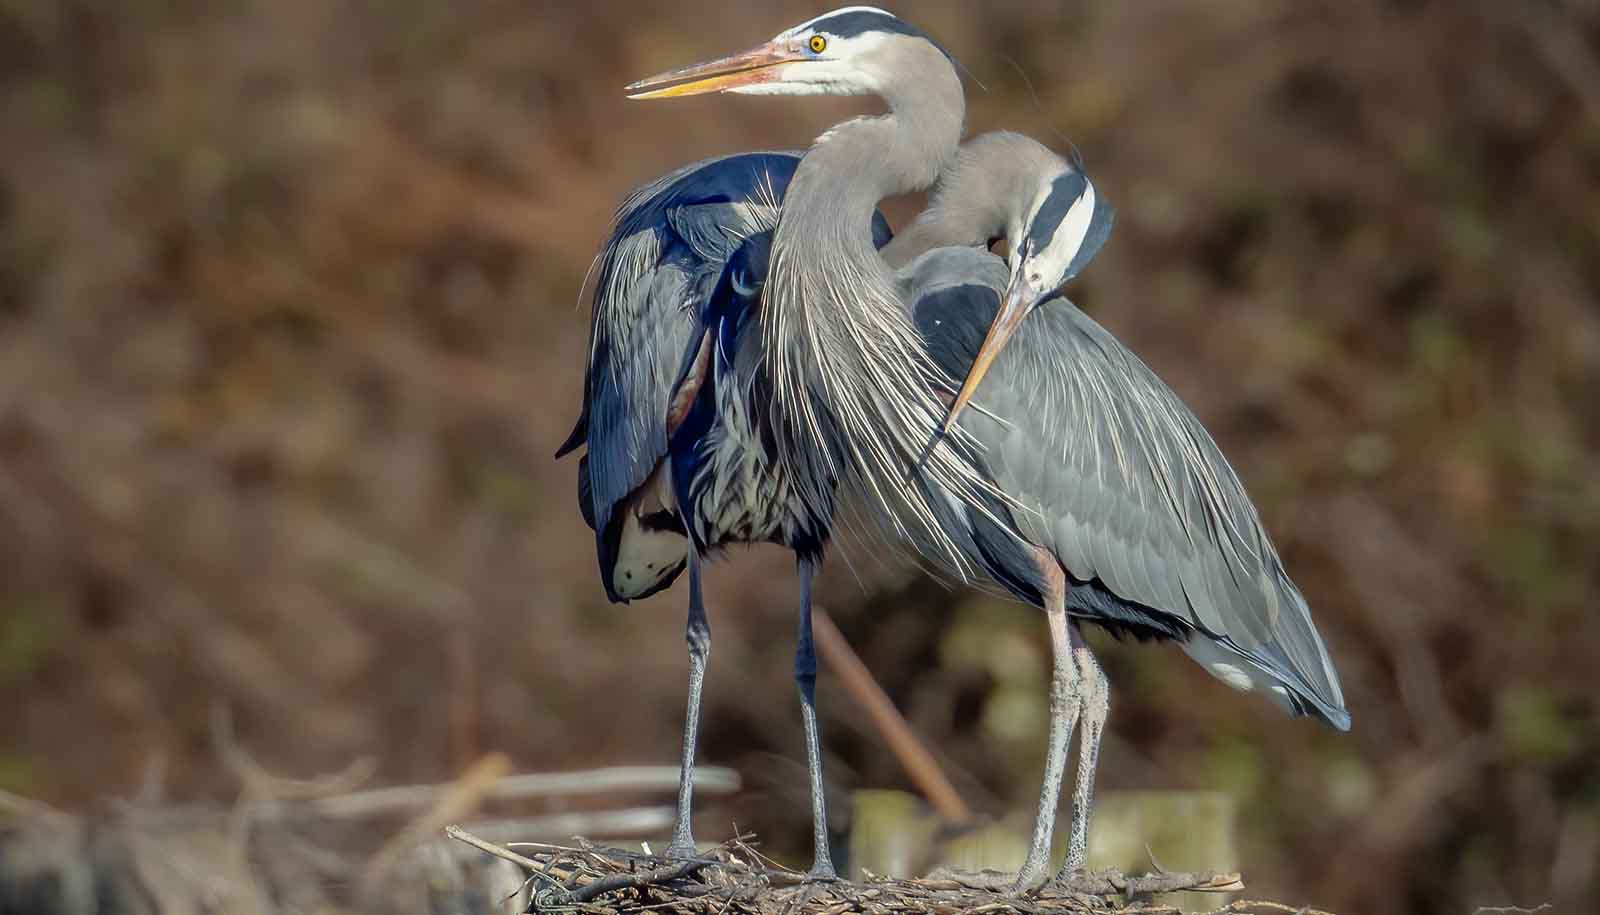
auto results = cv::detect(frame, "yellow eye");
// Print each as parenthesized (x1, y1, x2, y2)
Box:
(809, 35, 827, 54)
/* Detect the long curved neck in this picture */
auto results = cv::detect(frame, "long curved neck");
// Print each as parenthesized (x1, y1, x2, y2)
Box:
(779, 40, 965, 282)
(881, 131, 1068, 268)
(760, 38, 995, 571)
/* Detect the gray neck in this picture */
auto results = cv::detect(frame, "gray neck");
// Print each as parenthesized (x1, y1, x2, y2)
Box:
(881, 131, 1069, 268)
(759, 36, 994, 574)
(779, 39, 966, 281)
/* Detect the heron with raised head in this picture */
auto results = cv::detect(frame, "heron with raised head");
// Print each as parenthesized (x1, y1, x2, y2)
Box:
(614, 5, 1350, 889)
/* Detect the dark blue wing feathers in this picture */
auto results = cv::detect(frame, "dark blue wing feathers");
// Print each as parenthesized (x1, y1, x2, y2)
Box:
(562, 153, 892, 599)
(572, 152, 803, 536)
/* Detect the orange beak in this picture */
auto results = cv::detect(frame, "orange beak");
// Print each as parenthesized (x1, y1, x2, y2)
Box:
(626, 39, 804, 99)
(938, 269, 1040, 436)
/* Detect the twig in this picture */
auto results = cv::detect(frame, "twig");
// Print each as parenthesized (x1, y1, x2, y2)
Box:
(312, 765, 741, 818)
(1094, 869, 1244, 896)
(812, 607, 971, 823)
(446, 823, 544, 871)
(1218, 901, 1338, 915)
(360, 752, 513, 896)
(457, 807, 677, 845)
(211, 703, 377, 801)
(0, 789, 76, 830)
(570, 859, 711, 903)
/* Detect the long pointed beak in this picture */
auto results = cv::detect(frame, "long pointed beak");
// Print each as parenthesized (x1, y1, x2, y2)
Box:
(626, 39, 802, 99)
(938, 272, 1038, 436)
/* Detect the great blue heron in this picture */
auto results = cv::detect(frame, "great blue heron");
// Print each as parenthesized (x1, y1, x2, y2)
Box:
(619, 5, 1349, 890)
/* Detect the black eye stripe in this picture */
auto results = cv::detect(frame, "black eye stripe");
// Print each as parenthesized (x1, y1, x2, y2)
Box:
(805, 10, 919, 40)
(1025, 172, 1090, 253)
(795, 10, 958, 67)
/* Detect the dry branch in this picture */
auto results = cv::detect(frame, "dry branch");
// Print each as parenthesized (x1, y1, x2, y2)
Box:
(0, 762, 744, 915)
(813, 607, 971, 824)
(314, 765, 741, 819)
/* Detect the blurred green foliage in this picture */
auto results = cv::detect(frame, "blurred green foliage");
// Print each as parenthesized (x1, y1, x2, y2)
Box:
(1497, 686, 1586, 766)
(0, 602, 58, 683)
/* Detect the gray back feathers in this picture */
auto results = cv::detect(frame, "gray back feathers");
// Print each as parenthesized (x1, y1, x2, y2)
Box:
(891, 134, 1346, 724)
(953, 297, 1344, 721)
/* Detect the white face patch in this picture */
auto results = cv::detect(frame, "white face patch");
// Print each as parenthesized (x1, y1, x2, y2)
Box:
(1024, 177, 1097, 291)
(725, 32, 891, 97)
(732, 6, 915, 98)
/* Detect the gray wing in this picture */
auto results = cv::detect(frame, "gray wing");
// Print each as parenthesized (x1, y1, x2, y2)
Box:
(909, 249, 1347, 727)
(899, 249, 1062, 605)
(561, 152, 800, 535)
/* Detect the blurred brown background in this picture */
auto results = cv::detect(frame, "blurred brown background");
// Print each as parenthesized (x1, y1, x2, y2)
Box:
(1, 1, 1597, 913)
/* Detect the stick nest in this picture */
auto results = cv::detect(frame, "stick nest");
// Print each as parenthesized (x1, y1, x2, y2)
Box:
(448, 827, 1322, 915)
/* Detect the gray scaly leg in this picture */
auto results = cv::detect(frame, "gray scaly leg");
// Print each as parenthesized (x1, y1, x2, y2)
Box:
(794, 558, 838, 880)
(1056, 624, 1109, 877)
(666, 549, 711, 860)
(1014, 557, 1079, 892)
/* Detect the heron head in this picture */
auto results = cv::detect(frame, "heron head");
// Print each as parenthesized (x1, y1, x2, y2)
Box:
(1007, 167, 1114, 310)
(626, 7, 941, 99)
(938, 165, 1115, 435)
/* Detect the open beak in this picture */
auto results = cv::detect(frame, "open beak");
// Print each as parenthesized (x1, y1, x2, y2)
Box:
(626, 38, 803, 99)
(938, 270, 1041, 436)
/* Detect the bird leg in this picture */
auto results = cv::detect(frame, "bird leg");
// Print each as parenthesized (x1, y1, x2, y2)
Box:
(1014, 556, 1078, 892)
(794, 558, 838, 880)
(1055, 623, 1109, 879)
(666, 549, 711, 860)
